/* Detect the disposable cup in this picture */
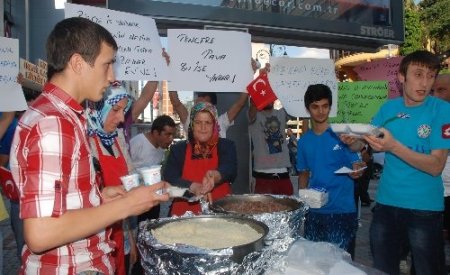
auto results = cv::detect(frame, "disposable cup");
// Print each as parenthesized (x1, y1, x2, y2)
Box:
(120, 173, 140, 191)
(139, 165, 162, 194)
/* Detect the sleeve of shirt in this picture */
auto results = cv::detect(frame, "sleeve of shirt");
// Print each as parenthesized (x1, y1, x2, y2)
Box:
(345, 147, 362, 164)
(296, 136, 309, 172)
(371, 102, 387, 128)
(218, 112, 233, 133)
(21, 116, 77, 219)
(217, 139, 237, 184)
(431, 101, 450, 149)
(162, 142, 192, 188)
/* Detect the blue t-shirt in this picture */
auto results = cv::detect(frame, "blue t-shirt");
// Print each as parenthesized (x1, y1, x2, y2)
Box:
(297, 127, 360, 214)
(0, 113, 17, 155)
(372, 96, 450, 211)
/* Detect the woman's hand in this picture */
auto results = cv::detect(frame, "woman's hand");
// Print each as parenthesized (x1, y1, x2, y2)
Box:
(189, 182, 204, 196)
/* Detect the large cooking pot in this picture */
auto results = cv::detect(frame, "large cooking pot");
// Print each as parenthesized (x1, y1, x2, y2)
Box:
(145, 215, 269, 264)
(210, 194, 301, 214)
(209, 194, 308, 240)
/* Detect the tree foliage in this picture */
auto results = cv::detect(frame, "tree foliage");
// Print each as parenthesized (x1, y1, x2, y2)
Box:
(401, 2, 424, 55)
(419, 0, 450, 54)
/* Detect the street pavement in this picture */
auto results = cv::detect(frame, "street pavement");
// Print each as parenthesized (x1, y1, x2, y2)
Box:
(2, 179, 449, 274)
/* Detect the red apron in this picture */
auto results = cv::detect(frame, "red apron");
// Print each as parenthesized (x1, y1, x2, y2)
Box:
(94, 137, 127, 275)
(170, 144, 231, 216)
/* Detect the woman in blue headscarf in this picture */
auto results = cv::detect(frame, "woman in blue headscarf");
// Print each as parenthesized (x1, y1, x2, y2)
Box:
(87, 81, 135, 275)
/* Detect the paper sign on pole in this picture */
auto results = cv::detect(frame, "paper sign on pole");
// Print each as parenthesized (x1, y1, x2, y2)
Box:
(268, 57, 338, 117)
(329, 81, 388, 124)
(0, 37, 27, 111)
(65, 3, 168, 81)
(353, 56, 403, 99)
(168, 29, 253, 92)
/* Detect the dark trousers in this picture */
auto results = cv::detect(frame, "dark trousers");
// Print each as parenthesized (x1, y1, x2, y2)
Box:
(305, 212, 358, 254)
(370, 203, 445, 275)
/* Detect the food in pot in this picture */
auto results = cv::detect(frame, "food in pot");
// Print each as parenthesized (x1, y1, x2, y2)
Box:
(222, 200, 292, 214)
(151, 219, 263, 249)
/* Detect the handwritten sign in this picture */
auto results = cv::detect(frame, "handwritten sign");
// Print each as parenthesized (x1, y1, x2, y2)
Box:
(268, 57, 338, 117)
(20, 58, 47, 91)
(0, 37, 27, 111)
(353, 56, 403, 99)
(65, 3, 168, 81)
(329, 81, 388, 124)
(168, 29, 253, 92)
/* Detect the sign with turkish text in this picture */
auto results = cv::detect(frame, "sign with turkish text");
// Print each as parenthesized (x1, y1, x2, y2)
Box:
(268, 57, 338, 117)
(329, 81, 388, 124)
(168, 29, 253, 92)
(0, 37, 27, 111)
(353, 56, 403, 98)
(65, 3, 168, 81)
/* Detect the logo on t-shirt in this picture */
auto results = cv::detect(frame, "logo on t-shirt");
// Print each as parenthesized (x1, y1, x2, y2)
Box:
(442, 124, 450, 139)
(332, 144, 342, 151)
(417, 124, 431, 139)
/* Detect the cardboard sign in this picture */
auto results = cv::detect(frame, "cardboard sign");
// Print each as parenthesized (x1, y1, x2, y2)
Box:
(65, 3, 168, 81)
(0, 37, 27, 111)
(329, 81, 388, 124)
(168, 29, 253, 92)
(353, 56, 403, 99)
(268, 57, 338, 117)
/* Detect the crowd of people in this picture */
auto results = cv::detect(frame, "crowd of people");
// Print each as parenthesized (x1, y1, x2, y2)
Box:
(0, 16, 449, 275)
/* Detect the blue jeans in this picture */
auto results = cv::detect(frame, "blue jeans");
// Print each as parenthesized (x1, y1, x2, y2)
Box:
(10, 201, 24, 262)
(370, 203, 445, 275)
(305, 212, 358, 253)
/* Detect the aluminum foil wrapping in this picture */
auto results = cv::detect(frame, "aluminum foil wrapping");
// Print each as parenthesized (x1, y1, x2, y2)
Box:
(138, 213, 248, 274)
(206, 195, 309, 241)
(247, 196, 308, 240)
(137, 196, 309, 274)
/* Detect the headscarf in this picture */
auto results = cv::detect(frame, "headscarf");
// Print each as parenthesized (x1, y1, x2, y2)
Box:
(87, 81, 132, 147)
(188, 102, 220, 159)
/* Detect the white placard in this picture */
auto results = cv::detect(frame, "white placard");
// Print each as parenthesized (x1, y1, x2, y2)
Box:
(168, 29, 253, 92)
(65, 3, 168, 81)
(0, 37, 27, 111)
(269, 57, 338, 117)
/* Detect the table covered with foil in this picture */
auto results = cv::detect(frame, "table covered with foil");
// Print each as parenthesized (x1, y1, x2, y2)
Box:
(137, 195, 308, 274)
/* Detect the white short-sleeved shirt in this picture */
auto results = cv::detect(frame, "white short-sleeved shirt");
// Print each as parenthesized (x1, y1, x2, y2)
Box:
(129, 133, 165, 168)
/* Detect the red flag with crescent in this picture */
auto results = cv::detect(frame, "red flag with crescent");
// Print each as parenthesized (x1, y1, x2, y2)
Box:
(0, 167, 19, 202)
(246, 73, 277, 110)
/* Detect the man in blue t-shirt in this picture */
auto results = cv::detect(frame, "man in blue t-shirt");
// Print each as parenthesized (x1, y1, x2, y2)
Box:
(343, 50, 450, 275)
(297, 84, 364, 256)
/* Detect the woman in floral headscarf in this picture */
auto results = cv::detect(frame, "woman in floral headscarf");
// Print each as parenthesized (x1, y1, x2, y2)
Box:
(87, 81, 134, 275)
(163, 102, 237, 216)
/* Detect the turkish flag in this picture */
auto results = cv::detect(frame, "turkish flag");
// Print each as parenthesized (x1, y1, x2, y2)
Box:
(246, 73, 277, 110)
(0, 167, 19, 202)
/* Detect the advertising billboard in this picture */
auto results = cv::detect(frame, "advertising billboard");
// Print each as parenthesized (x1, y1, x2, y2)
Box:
(109, 0, 403, 51)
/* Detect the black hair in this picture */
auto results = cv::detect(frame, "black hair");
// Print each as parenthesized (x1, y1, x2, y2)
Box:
(46, 17, 118, 79)
(399, 50, 441, 77)
(195, 92, 217, 105)
(304, 84, 332, 110)
(151, 115, 176, 133)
